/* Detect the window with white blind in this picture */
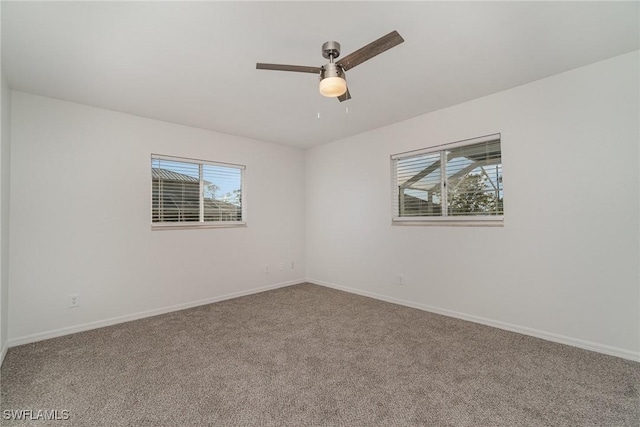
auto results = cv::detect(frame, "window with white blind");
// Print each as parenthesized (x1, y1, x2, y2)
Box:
(151, 154, 245, 229)
(391, 134, 503, 225)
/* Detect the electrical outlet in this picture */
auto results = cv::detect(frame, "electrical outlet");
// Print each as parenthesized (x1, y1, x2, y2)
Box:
(264, 265, 270, 274)
(68, 294, 80, 308)
(397, 274, 405, 286)
(279, 262, 284, 271)
(290, 261, 295, 269)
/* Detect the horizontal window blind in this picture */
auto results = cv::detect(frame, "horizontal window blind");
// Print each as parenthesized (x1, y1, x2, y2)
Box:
(397, 151, 442, 217)
(392, 135, 503, 222)
(151, 154, 245, 227)
(202, 164, 243, 222)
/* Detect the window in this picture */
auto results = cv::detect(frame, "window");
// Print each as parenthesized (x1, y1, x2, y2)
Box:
(391, 134, 503, 225)
(151, 154, 245, 229)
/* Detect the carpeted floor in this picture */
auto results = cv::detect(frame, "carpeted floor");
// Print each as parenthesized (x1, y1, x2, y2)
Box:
(1, 283, 639, 426)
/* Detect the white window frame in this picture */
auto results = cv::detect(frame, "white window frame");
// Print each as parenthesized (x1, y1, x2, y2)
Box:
(391, 134, 503, 227)
(151, 154, 246, 230)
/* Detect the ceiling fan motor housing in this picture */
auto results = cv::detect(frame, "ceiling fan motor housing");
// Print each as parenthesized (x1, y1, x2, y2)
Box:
(321, 63, 345, 80)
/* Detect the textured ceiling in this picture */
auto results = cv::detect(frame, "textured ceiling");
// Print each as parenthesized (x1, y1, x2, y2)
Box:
(2, 1, 638, 149)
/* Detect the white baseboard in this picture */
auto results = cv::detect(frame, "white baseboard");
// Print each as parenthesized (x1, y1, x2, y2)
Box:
(8, 279, 302, 348)
(0, 342, 7, 367)
(306, 278, 640, 363)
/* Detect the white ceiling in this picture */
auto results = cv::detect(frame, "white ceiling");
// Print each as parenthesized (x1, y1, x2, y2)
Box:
(2, 1, 639, 149)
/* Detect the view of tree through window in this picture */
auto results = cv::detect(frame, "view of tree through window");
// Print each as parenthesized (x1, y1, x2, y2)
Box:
(151, 155, 245, 226)
(392, 136, 503, 222)
(448, 172, 502, 215)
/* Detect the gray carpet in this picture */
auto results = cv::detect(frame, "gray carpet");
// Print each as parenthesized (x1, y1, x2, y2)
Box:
(1, 283, 639, 426)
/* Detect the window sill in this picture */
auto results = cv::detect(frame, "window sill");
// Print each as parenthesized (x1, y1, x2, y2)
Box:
(392, 216, 503, 227)
(151, 222, 247, 231)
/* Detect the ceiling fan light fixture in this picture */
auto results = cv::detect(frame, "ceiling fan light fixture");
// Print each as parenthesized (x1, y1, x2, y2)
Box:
(319, 76, 347, 97)
(319, 63, 347, 97)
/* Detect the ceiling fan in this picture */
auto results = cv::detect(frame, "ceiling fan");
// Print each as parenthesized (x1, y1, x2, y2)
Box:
(256, 30, 404, 102)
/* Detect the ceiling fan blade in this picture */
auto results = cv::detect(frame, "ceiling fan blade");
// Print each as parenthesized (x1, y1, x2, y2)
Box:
(256, 63, 322, 74)
(337, 88, 351, 102)
(337, 30, 404, 71)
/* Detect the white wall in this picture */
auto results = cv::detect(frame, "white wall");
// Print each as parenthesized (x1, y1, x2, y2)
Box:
(306, 51, 640, 361)
(8, 92, 305, 343)
(0, 53, 11, 365)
